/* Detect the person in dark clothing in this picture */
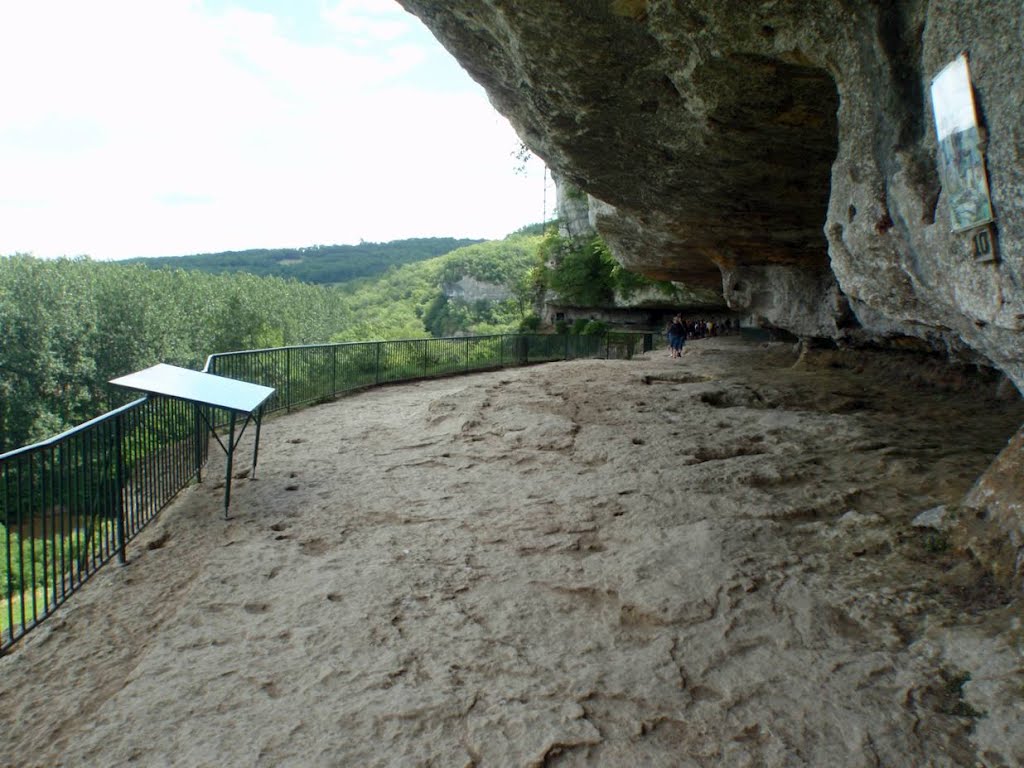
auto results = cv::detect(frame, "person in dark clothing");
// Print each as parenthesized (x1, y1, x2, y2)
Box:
(667, 315, 686, 358)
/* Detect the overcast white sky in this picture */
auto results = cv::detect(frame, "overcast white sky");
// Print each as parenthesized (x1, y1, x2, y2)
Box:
(0, 0, 552, 260)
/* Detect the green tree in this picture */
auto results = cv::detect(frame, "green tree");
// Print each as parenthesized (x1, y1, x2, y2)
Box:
(545, 233, 616, 307)
(0, 232, 548, 452)
(0, 256, 99, 449)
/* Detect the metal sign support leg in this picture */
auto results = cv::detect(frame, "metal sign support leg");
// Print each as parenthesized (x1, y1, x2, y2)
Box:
(223, 411, 236, 519)
(251, 404, 264, 479)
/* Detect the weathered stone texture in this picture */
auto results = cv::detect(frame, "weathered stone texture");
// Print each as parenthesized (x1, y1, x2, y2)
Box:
(396, 0, 1024, 582)
(444, 275, 512, 303)
(722, 264, 848, 339)
(829, 0, 1024, 387)
(961, 425, 1024, 588)
(553, 173, 591, 240)
(397, 0, 1024, 392)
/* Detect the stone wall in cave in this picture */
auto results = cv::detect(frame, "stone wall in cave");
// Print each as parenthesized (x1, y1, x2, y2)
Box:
(397, 0, 1023, 394)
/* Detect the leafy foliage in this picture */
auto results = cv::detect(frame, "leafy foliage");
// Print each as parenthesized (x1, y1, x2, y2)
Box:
(539, 231, 616, 307)
(578, 320, 608, 336)
(0, 523, 87, 598)
(338, 234, 542, 340)
(0, 255, 352, 450)
(519, 314, 541, 331)
(536, 228, 678, 305)
(0, 235, 544, 451)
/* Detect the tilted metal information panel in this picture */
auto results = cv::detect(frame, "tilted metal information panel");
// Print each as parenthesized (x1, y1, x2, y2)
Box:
(111, 364, 275, 517)
(110, 363, 274, 414)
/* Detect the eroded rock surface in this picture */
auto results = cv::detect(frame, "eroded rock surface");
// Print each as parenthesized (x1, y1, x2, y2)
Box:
(2, 341, 1021, 766)
(397, 0, 1024, 585)
(961, 427, 1024, 590)
(397, 0, 1024, 391)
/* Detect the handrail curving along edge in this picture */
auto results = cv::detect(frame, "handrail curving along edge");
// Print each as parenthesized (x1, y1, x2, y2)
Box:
(2, 331, 634, 653)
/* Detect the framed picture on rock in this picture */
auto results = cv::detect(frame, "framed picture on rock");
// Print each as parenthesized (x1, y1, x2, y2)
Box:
(929, 53, 995, 234)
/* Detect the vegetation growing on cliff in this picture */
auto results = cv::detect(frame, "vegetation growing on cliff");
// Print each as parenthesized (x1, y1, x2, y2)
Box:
(539, 231, 616, 307)
(533, 229, 675, 306)
(333, 234, 540, 341)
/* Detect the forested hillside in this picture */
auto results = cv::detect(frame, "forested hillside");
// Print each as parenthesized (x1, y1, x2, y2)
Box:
(0, 235, 541, 452)
(340, 236, 539, 340)
(0, 256, 350, 452)
(120, 238, 483, 284)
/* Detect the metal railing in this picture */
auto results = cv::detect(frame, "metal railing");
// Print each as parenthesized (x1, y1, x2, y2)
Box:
(1, 396, 207, 651)
(604, 331, 657, 359)
(1, 332, 605, 652)
(203, 333, 606, 415)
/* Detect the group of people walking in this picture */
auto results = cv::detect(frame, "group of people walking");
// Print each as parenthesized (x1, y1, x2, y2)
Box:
(665, 315, 737, 358)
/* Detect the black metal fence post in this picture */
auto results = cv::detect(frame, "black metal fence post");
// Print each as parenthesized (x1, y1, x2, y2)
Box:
(194, 404, 203, 484)
(285, 348, 292, 412)
(114, 416, 127, 565)
(3, 459, 12, 648)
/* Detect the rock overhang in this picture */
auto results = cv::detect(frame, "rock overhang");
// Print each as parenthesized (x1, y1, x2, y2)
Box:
(398, 0, 1024, 394)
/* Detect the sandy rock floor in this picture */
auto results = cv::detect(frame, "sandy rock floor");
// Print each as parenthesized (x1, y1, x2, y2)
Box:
(2, 337, 1023, 767)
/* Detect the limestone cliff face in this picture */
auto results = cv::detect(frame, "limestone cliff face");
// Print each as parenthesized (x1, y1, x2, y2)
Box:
(553, 174, 592, 240)
(397, 0, 1023, 393)
(444, 275, 512, 303)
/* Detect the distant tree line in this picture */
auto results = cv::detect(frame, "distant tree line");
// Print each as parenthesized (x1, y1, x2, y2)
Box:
(0, 236, 543, 452)
(120, 238, 484, 285)
(0, 255, 356, 452)
(1, 229, 662, 453)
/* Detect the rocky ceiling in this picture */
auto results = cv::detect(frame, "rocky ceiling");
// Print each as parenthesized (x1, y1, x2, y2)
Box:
(397, 0, 1023, 397)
